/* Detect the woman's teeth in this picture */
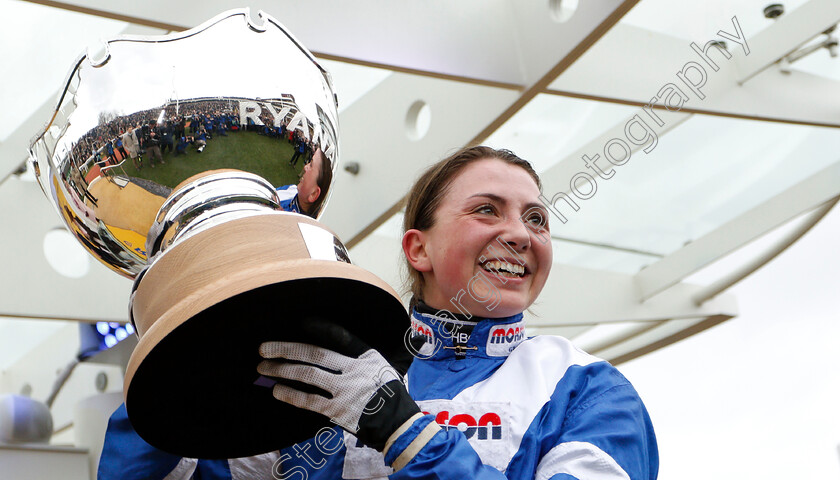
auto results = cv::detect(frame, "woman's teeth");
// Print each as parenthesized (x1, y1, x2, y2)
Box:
(481, 260, 525, 277)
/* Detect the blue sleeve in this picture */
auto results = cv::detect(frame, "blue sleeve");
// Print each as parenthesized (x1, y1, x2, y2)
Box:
(97, 403, 184, 480)
(550, 383, 658, 480)
(385, 416, 507, 479)
(523, 364, 657, 480)
(384, 366, 657, 480)
(98, 404, 241, 479)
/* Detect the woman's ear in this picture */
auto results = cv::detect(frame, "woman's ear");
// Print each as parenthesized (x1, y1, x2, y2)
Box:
(307, 186, 321, 204)
(402, 229, 432, 272)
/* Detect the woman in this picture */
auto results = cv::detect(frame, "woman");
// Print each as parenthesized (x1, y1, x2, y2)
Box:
(98, 146, 657, 479)
(262, 146, 658, 479)
(275, 147, 333, 218)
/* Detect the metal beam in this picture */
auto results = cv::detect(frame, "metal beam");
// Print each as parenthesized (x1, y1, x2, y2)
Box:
(542, 86, 840, 130)
(605, 315, 731, 365)
(548, 17, 840, 128)
(735, 0, 840, 83)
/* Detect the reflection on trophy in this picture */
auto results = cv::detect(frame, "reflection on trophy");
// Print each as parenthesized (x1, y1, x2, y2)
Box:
(28, 9, 409, 459)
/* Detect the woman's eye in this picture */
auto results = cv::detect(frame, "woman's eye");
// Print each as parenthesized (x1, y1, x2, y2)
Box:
(526, 214, 549, 232)
(527, 214, 544, 226)
(474, 205, 495, 215)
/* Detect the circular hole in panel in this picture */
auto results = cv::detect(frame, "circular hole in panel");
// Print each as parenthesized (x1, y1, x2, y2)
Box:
(549, 0, 579, 23)
(43, 228, 90, 278)
(405, 100, 431, 141)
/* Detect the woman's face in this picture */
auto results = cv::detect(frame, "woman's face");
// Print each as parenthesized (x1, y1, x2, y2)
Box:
(297, 150, 322, 208)
(407, 158, 552, 318)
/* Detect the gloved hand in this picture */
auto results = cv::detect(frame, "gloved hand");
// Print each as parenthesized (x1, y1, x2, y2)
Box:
(258, 322, 422, 452)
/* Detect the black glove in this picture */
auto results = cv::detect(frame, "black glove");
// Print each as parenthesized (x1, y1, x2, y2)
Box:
(258, 321, 422, 452)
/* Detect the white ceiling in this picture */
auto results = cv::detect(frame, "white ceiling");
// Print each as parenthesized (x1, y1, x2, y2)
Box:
(3, 0, 840, 360)
(1, 2, 840, 476)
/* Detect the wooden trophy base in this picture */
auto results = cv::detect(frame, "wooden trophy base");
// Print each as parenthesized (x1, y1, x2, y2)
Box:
(124, 213, 409, 459)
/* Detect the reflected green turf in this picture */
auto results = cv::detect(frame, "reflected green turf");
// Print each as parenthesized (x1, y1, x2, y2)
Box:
(126, 130, 301, 190)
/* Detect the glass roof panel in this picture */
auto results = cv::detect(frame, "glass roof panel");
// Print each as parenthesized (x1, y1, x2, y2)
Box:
(0, 0, 128, 142)
(484, 94, 639, 173)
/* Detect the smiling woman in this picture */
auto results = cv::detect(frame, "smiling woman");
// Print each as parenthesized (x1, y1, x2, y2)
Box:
(258, 146, 659, 479)
(401, 147, 553, 318)
(97, 146, 658, 479)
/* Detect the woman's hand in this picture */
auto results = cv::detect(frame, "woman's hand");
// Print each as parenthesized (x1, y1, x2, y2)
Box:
(258, 322, 422, 453)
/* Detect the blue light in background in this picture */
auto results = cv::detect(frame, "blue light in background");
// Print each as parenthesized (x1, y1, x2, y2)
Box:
(80, 321, 136, 359)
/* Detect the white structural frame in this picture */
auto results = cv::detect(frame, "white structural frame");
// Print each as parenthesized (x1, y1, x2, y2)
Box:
(1, 0, 839, 418)
(636, 159, 840, 301)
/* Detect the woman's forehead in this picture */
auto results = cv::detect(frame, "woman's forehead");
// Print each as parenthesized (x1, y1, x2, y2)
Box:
(446, 159, 540, 200)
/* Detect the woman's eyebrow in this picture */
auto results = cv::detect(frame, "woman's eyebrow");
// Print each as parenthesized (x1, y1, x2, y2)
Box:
(523, 204, 548, 219)
(468, 194, 547, 214)
(467, 193, 505, 204)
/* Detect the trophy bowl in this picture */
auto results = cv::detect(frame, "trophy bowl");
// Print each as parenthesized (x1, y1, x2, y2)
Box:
(28, 9, 410, 458)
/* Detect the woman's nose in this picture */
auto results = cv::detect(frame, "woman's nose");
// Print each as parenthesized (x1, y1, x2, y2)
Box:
(500, 215, 531, 251)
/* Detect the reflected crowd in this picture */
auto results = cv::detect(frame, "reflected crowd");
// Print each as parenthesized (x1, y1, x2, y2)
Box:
(68, 99, 244, 175)
(66, 97, 320, 183)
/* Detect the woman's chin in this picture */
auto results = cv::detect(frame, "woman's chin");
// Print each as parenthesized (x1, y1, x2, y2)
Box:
(464, 296, 529, 319)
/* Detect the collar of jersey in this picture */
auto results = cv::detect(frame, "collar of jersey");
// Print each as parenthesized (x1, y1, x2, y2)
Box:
(410, 309, 526, 360)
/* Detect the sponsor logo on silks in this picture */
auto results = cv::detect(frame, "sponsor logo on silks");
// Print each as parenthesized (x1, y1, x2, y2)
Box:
(416, 400, 513, 471)
(489, 327, 524, 344)
(410, 318, 435, 344)
(486, 321, 526, 357)
(408, 317, 438, 358)
(423, 410, 503, 440)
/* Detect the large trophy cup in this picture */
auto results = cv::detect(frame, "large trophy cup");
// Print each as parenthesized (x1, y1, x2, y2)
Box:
(28, 9, 409, 458)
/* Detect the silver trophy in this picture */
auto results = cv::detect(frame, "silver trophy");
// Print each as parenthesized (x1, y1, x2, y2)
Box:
(28, 9, 409, 458)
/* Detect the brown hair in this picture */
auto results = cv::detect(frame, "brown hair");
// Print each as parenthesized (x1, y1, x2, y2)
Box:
(308, 148, 333, 217)
(402, 146, 541, 302)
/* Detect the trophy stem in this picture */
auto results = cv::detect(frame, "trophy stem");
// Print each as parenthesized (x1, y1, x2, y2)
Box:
(145, 170, 282, 261)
